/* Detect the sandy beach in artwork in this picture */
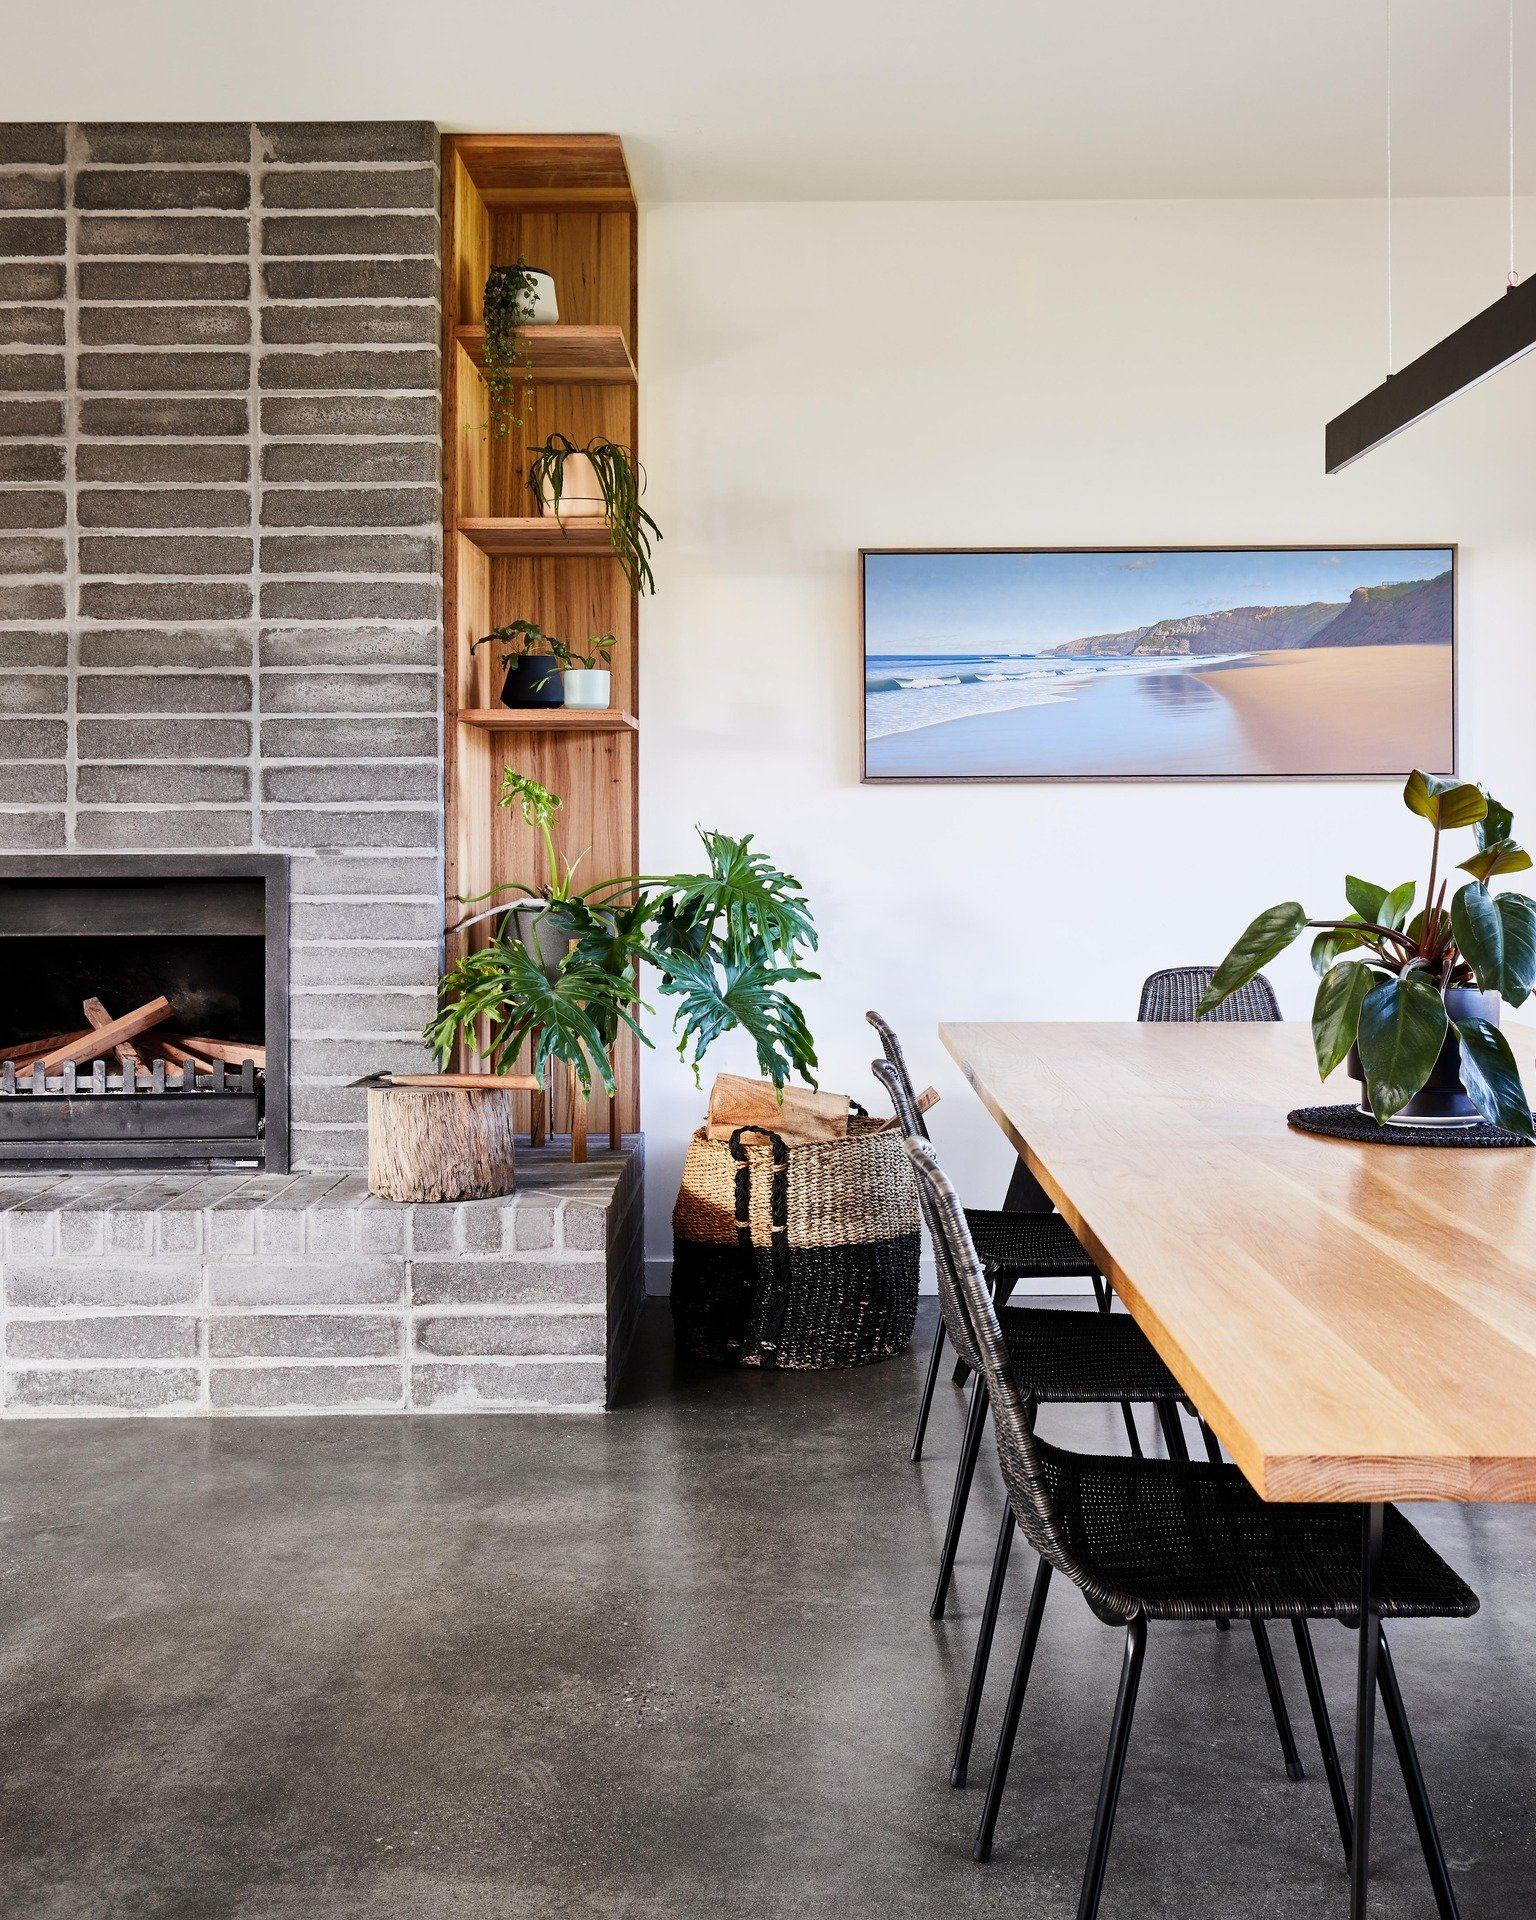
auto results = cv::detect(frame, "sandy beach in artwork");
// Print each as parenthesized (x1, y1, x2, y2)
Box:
(1194, 644, 1453, 775)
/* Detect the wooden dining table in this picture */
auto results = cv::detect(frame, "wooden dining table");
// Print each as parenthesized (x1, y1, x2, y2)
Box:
(941, 1018, 1536, 1920)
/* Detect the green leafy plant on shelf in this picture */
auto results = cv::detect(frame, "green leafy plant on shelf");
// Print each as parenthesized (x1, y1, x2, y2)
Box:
(548, 632, 616, 672)
(1200, 769, 1536, 1135)
(527, 433, 661, 594)
(430, 772, 819, 1098)
(480, 261, 541, 439)
(468, 618, 562, 694)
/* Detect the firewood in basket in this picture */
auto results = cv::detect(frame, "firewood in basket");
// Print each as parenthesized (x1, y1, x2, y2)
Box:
(159, 1034, 266, 1069)
(32, 996, 172, 1072)
(83, 995, 148, 1071)
(1, 1029, 90, 1066)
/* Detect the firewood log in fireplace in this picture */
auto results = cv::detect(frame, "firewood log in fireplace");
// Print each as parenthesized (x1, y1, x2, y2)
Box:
(29, 996, 173, 1073)
(2, 1029, 91, 1066)
(159, 1034, 266, 1069)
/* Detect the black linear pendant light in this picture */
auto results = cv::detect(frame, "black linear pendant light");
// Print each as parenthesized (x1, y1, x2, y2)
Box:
(1327, 1, 1531, 472)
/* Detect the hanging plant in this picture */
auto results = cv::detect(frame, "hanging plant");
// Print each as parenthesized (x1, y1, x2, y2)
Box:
(481, 261, 540, 439)
(527, 433, 662, 595)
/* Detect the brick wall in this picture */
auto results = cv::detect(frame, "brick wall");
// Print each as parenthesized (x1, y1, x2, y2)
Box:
(0, 122, 445, 1168)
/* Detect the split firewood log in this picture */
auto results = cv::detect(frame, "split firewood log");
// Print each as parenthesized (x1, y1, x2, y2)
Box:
(32, 996, 172, 1072)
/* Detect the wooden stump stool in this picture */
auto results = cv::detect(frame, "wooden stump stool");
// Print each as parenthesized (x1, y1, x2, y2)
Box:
(366, 1073, 537, 1203)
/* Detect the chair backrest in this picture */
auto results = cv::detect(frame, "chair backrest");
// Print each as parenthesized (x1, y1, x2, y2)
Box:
(1137, 966, 1280, 1024)
(902, 1133, 1089, 1587)
(865, 1010, 931, 1140)
(872, 1056, 981, 1370)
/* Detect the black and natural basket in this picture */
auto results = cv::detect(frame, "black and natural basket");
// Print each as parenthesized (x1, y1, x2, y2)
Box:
(670, 1114, 920, 1369)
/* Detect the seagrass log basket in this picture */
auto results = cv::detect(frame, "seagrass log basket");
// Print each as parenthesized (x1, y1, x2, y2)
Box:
(670, 1115, 919, 1368)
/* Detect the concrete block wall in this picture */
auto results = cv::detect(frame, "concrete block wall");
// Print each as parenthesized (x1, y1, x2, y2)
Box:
(0, 122, 445, 1169)
(0, 1144, 645, 1415)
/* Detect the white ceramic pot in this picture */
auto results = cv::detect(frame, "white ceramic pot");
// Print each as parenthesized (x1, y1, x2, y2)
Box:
(562, 669, 611, 710)
(538, 451, 606, 519)
(521, 268, 559, 325)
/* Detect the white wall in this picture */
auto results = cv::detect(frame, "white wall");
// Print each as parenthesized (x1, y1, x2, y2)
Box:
(636, 195, 1536, 1283)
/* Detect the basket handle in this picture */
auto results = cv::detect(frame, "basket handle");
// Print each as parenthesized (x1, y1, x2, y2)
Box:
(729, 1126, 792, 1369)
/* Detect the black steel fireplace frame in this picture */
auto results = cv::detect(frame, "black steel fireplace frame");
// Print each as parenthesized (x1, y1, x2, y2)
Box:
(0, 852, 290, 1174)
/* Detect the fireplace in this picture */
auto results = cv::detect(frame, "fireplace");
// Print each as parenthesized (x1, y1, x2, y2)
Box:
(0, 855, 289, 1173)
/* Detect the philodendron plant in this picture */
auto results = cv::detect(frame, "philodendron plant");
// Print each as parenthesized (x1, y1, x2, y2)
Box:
(1199, 769, 1536, 1135)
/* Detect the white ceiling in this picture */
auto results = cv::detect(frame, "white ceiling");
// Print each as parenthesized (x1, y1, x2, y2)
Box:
(7, 0, 1536, 203)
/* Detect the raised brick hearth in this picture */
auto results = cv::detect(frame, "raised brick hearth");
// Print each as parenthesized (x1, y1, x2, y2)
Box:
(0, 1143, 643, 1414)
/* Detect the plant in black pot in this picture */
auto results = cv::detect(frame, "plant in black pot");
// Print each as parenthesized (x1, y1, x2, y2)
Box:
(470, 619, 564, 709)
(1200, 769, 1536, 1135)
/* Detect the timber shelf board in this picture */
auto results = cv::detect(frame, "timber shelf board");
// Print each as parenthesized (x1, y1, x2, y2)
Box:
(459, 707, 638, 733)
(455, 323, 636, 384)
(454, 133, 635, 209)
(457, 516, 618, 557)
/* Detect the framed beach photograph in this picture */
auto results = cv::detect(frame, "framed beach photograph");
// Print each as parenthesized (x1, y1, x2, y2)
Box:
(860, 546, 1457, 782)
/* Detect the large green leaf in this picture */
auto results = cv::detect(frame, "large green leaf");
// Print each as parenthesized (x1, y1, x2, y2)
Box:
(1312, 962, 1375, 1079)
(1381, 880, 1416, 931)
(1355, 973, 1449, 1122)
(1451, 882, 1503, 994)
(634, 829, 817, 971)
(1477, 797, 1516, 849)
(1452, 1017, 1536, 1138)
(1449, 885, 1536, 1005)
(1196, 902, 1307, 1016)
(1458, 841, 1533, 882)
(1344, 875, 1389, 921)
(1403, 770, 1487, 830)
(1311, 920, 1369, 975)
(656, 950, 819, 1090)
(1496, 893, 1536, 1007)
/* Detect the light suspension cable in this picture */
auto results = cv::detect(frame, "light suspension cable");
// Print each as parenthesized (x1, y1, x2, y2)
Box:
(1385, 0, 1394, 372)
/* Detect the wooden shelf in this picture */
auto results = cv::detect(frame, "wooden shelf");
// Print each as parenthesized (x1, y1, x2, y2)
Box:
(459, 708, 638, 733)
(457, 517, 616, 557)
(455, 324, 635, 384)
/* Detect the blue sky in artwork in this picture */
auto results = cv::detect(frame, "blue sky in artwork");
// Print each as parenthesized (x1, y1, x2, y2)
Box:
(863, 548, 1453, 655)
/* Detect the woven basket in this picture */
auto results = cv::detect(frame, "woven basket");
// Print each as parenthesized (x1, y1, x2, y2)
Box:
(670, 1114, 919, 1369)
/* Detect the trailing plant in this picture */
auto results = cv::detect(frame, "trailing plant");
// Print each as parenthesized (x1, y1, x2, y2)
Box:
(432, 774, 819, 1097)
(1200, 769, 1536, 1135)
(481, 261, 540, 439)
(469, 619, 562, 697)
(528, 433, 661, 594)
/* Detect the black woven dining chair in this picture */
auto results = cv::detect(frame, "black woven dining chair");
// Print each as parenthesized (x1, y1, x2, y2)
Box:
(873, 1055, 1308, 1796)
(907, 1132, 1479, 1917)
(866, 1011, 1123, 1472)
(1138, 964, 1281, 1023)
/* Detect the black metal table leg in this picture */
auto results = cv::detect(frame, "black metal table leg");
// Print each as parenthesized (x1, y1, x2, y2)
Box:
(1091, 1271, 1143, 1458)
(1351, 1503, 1385, 1920)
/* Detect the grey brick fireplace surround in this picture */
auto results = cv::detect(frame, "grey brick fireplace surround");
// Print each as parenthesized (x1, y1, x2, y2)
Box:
(0, 122, 643, 1414)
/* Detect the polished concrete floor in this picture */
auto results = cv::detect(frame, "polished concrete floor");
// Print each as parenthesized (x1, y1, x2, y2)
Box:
(2, 1298, 1533, 1919)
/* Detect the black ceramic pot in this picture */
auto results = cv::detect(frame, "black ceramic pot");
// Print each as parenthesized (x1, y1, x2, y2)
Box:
(1346, 984, 1500, 1126)
(500, 655, 564, 708)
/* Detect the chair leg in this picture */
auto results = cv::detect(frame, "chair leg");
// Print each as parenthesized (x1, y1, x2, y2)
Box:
(1185, 1416, 1229, 1631)
(1157, 1403, 1191, 1462)
(1378, 1627, 1461, 1920)
(931, 1376, 990, 1620)
(1075, 1616, 1149, 1920)
(1091, 1273, 1144, 1458)
(1250, 1619, 1306, 1780)
(951, 1504, 1015, 1788)
(910, 1312, 947, 1463)
(973, 1556, 1052, 1862)
(1292, 1618, 1354, 1862)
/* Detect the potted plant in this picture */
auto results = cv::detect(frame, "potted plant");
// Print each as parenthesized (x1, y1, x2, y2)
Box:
(480, 261, 557, 440)
(1200, 769, 1536, 1135)
(549, 633, 616, 710)
(527, 433, 661, 594)
(469, 620, 564, 709)
(433, 773, 819, 1096)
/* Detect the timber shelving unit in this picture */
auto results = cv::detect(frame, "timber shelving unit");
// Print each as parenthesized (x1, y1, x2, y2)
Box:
(442, 134, 640, 1143)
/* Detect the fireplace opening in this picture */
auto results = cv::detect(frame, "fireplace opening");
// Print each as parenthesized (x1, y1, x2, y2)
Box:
(0, 857, 289, 1173)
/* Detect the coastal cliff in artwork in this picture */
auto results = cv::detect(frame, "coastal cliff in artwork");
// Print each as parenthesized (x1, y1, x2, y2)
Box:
(1043, 570, 1451, 659)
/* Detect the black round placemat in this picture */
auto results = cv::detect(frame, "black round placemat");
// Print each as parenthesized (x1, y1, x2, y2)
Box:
(1288, 1103, 1533, 1149)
